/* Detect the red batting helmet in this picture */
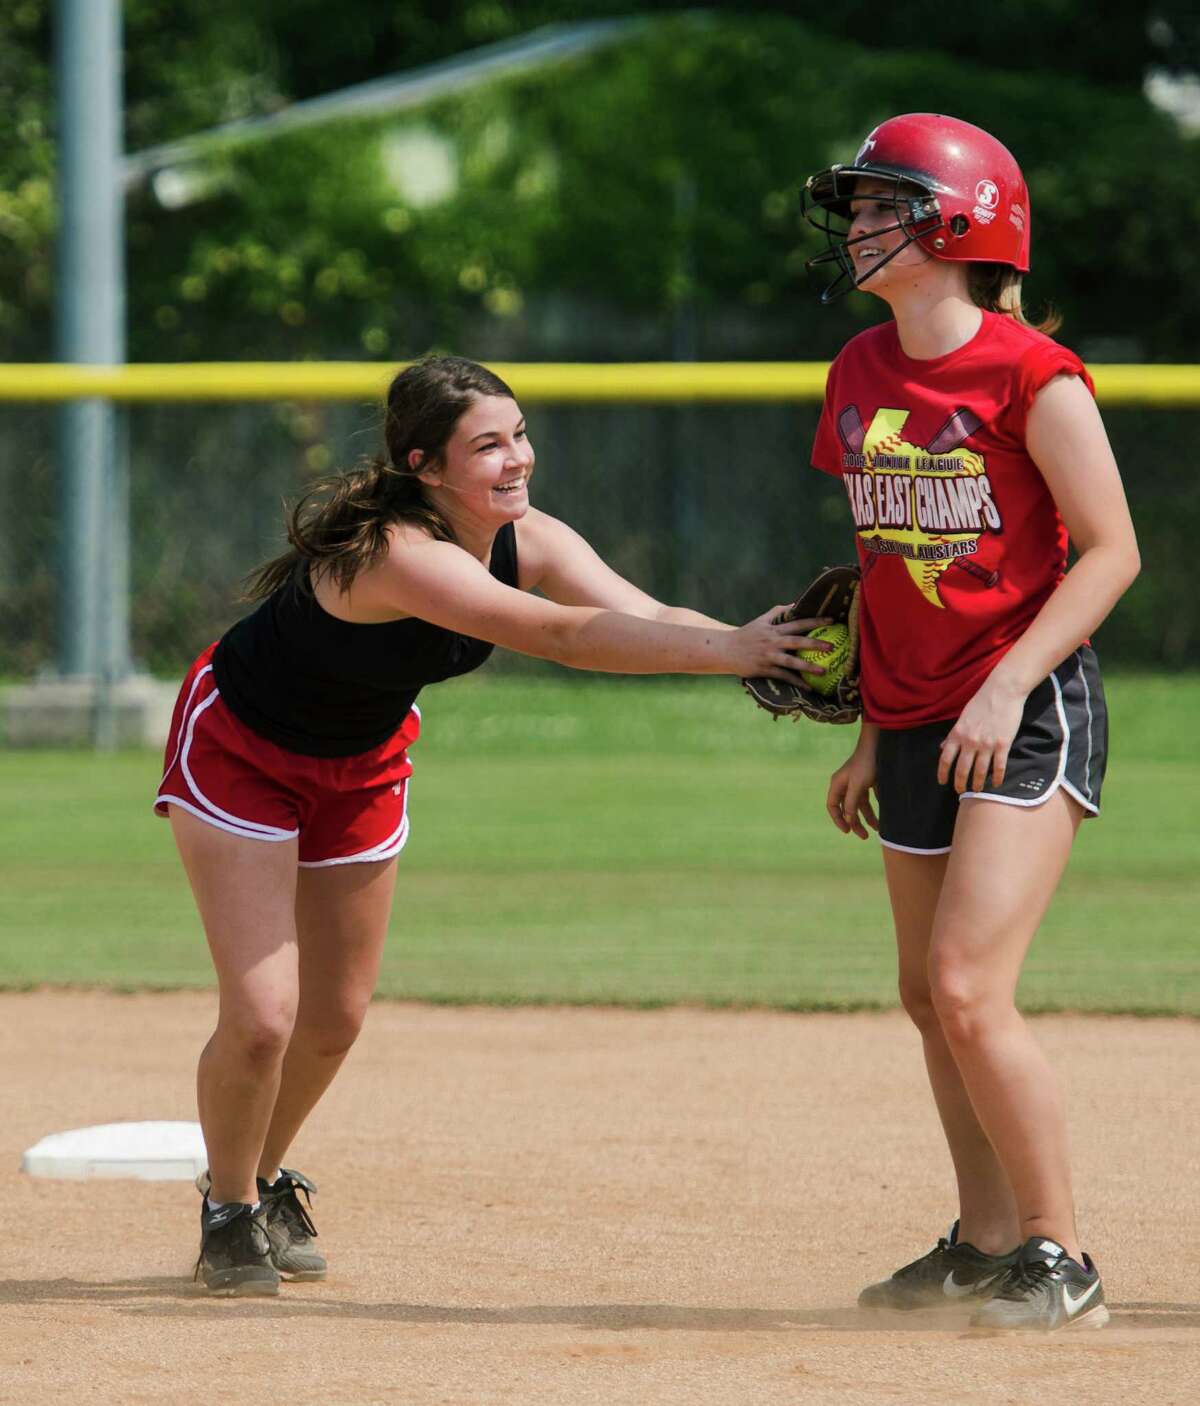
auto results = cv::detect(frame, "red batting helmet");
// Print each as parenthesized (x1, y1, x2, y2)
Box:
(801, 113, 1031, 303)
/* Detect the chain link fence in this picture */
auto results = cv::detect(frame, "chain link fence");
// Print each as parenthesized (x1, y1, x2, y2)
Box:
(2, 394, 1197, 682)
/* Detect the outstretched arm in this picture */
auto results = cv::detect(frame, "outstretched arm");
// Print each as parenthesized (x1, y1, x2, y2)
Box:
(372, 519, 823, 682)
(516, 509, 729, 628)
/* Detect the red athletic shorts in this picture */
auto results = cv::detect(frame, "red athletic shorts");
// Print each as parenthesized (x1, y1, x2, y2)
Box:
(154, 643, 420, 867)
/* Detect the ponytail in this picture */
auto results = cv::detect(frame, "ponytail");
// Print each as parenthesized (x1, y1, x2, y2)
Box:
(968, 264, 1061, 336)
(242, 457, 455, 601)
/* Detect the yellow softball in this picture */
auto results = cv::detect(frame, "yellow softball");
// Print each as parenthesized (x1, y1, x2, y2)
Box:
(794, 623, 851, 696)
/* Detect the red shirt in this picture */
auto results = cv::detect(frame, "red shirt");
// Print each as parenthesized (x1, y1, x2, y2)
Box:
(811, 310, 1094, 728)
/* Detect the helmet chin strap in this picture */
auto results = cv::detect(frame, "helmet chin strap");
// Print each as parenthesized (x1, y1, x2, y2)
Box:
(802, 168, 946, 303)
(811, 215, 939, 304)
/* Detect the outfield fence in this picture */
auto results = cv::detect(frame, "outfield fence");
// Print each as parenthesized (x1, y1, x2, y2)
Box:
(2, 361, 1198, 680)
(4, 361, 1200, 404)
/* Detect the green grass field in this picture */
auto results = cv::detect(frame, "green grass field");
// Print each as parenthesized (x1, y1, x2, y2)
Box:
(1, 673, 1197, 1013)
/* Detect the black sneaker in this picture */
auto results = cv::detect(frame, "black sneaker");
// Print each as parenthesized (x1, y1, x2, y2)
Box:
(858, 1221, 1017, 1310)
(971, 1236, 1109, 1331)
(195, 1200, 280, 1297)
(258, 1168, 327, 1282)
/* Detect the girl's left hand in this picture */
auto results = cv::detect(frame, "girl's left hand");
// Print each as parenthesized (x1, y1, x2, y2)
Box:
(937, 679, 1028, 794)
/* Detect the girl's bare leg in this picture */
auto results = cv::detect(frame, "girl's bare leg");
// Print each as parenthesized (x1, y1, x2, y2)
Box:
(257, 857, 398, 1178)
(883, 847, 1020, 1254)
(928, 790, 1085, 1259)
(169, 808, 300, 1206)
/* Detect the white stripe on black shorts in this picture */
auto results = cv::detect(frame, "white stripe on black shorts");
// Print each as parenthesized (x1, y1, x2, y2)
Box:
(875, 645, 1108, 856)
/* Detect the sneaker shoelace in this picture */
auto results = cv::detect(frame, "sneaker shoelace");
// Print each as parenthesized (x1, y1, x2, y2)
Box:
(993, 1258, 1055, 1301)
(268, 1181, 318, 1243)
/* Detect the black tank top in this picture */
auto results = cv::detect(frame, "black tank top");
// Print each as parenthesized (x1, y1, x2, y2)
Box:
(211, 523, 518, 757)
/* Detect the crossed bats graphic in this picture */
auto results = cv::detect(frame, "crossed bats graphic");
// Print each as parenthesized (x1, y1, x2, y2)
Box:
(837, 404, 1000, 589)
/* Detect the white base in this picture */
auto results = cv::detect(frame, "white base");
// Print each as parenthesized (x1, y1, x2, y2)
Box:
(21, 1120, 207, 1181)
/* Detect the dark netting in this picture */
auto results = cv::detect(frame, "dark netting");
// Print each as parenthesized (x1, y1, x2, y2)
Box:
(3, 398, 1196, 680)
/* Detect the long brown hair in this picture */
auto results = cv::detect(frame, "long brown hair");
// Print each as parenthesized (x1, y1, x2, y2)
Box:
(968, 264, 1061, 336)
(244, 356, 516, 600)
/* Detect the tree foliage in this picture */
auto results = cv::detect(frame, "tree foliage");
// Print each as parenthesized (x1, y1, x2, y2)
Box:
(3, 2, 1198, 672)
(0, 3, 53, 355)
(3, 3, 1199, 361)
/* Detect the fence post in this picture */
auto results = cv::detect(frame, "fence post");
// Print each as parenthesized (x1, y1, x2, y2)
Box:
(53, 0, 129, 746)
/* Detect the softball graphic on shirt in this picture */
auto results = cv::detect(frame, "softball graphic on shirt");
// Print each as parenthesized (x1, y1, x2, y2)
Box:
(836, 405, 1000, 607)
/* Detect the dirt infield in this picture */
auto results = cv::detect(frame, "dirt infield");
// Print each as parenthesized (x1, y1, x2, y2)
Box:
(1, 993, 1197, 1405)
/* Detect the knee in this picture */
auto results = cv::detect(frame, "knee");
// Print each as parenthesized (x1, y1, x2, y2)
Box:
(294, 999, 370, 1060)
(927, 958, 994, 1047)
(218, 1002, 297, 1068)
(897, 976, 941, 1036)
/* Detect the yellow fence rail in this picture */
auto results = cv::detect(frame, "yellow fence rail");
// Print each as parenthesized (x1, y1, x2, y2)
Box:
(2, 361, 1200, 405)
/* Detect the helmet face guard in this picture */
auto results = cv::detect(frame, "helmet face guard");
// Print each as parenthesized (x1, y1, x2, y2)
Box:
(801, 114, 1031, 304)
(802, 166, 946, 304)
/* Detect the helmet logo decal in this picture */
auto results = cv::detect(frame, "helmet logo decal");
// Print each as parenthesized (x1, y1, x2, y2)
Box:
(1009, 202, 1026, 231)
(855, 133, 879, 163)
(972, 177, 1000, 226)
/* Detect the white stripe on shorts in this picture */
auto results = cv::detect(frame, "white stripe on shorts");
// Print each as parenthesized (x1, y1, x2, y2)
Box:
(178, 690, 298, 837)
(297, 783, 411, 868)
(155, 669, 299, 842)
(960, 667, 1070, 810)
(1078, 655, 1096, 803)
(154, 793, 298, 843)
(879, 838, 953, 856)
(159, 663, 212, 789)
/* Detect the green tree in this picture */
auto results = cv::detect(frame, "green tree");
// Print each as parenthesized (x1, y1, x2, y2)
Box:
(120, 12, 1200, 361)
(4, 3, 1199, 360)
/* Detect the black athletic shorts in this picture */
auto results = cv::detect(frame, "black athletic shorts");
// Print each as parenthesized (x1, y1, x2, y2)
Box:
(875, 645, 1108, 855)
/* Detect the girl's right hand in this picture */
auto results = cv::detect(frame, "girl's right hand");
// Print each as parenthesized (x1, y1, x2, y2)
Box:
(725, 604, 833, 681)
(826, 739, 879, 840)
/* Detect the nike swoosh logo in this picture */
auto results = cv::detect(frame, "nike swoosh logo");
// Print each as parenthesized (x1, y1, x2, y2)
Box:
(943, 1270, 1000, 1300)
(1063, 1278, 1101, 1313)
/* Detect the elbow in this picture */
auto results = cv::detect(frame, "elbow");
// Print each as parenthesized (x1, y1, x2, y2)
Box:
(1120, 539, 1141, 591)
(535, 616, 585, 669)
(486, 617, 575, 668)
(1079, 535, 1140, 593)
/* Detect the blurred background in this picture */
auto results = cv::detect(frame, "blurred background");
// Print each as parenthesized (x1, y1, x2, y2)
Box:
(2, 0, 1199, 680)
(0, 3, 1197, 1010)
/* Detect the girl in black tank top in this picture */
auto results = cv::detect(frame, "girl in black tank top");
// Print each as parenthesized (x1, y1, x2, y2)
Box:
(157, 356, 827, 1295)
(211, 521, 519, 756)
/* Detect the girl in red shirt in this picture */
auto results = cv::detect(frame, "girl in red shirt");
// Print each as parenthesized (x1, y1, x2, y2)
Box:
(804, 114, 1139, 1331)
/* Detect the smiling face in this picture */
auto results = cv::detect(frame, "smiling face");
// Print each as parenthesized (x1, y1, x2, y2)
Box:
(845, 178, 935, 291)
(412, 394, 534, 533)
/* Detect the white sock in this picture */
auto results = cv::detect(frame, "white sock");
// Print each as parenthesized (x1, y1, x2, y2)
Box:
(204, 1196, 260, 1214)
(261, 1169, 282, 1186)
